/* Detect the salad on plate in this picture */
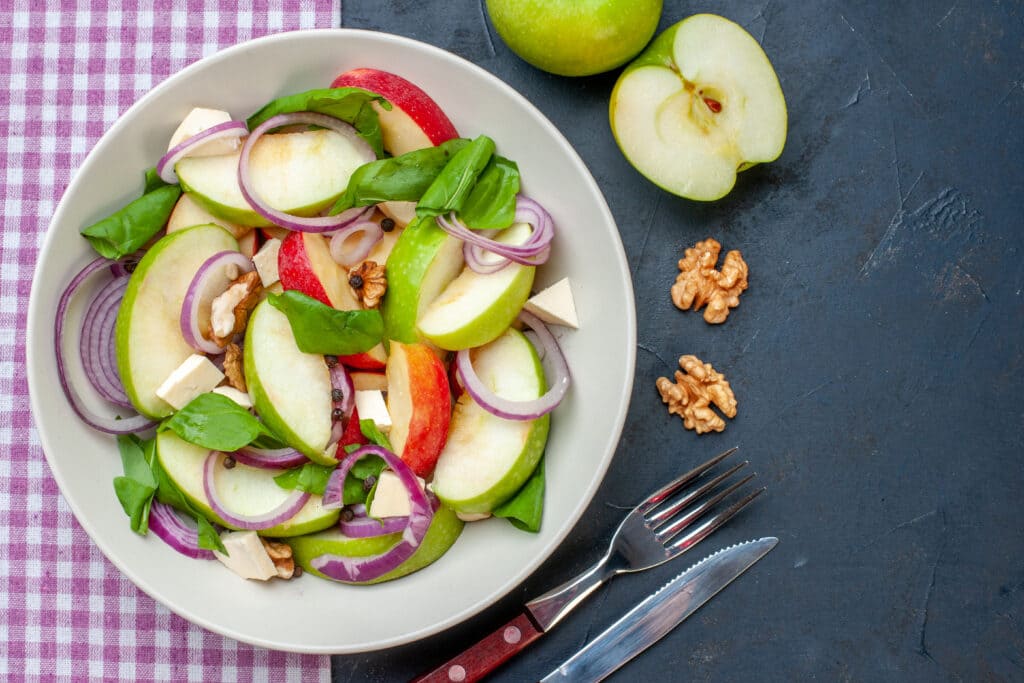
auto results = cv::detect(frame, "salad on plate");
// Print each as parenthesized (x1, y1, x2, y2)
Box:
(55, 68, 577, 585)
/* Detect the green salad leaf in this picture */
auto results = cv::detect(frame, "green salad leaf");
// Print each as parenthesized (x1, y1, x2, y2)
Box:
(246, 87, 390, 158)
(113, 435, 157, 534)
(273, 461, 336, 496)
(81, 184, 181, 260)
(143, 166, 171, 193)
(416, 135, 495, 219)
(459, 155, 520, 229)
(328, 138, 471, 215)
(493, 457, 545, 533)
(159, 392, 276, 452)
(267, 291, 384, 355)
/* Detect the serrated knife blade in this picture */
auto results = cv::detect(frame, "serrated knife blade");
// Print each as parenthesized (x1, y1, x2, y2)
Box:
(540, 537, 778, 683)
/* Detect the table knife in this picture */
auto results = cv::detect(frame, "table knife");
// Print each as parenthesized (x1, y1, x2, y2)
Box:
(540, 536, 778, 682)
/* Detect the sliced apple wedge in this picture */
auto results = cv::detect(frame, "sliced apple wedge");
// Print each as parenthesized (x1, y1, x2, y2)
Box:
(416, 222, 536, 351)
(610, 13, 787, 201)
(381, 217, 464, 344)
(115, 224, 238, 418)
(386, 342, 450, 477)
(431, 328, 550, 514)
(290, 503, 464, 584)
(155, 431, 339, 537)
(176, 129, 370, 226)
(165, 192, 250, 238)
(244, 300, 336, 464)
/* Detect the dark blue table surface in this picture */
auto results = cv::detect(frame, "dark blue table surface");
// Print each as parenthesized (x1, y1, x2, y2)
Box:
(337, 2, 1024, 681)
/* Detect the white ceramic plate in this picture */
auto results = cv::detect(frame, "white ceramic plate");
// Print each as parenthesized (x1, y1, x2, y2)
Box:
(26, 29, 635, 653)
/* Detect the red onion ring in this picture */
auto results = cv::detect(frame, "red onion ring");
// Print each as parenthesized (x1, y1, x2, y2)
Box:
(436, 195, 554, 271)
(313, 445, 434, 582)
(148, 500, 216, 560)
(461, 229, 512, 275)
(328, 219, 384, 267)
(237, 112, 376, 233)
(55, 257, 155, 434)
(231, 445, 309, 470)
(339, 513, 410, 538)
(156, 120, 248, 184)
(327, 361, 355, 449)
(179, 250, 254, 354)
(202, 451, 310, 530)
(79, 274, 132, 407)
(455, 310, 571, 420)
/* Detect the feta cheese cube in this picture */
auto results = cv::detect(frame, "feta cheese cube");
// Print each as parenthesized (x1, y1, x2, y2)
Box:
(214, 530, 277, 581)
(354, 390, 391, 433)
(155, 354, 225, 410)
(369, 470, 425, 519)
(252, 238, 281, 287)
(211, 385, 253, 409)
(522, 277, 579, 329)
(168, 107, 241, 157)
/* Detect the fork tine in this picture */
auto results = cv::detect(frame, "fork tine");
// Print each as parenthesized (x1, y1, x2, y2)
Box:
(645, 460, 748, 528)
(636, 446, 738, 515)
(654, 473, 756, 544)
(664, 486, 766, 555)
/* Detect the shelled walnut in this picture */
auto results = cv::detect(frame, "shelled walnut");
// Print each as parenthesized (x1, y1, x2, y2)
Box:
(656, 355, 737, 434)
(348, 260, 387, 309)
(671, 238, 748, 324)
(260, 538, 296, 580)
(223, 343, 246, 392)
(210, 270, 264, 345)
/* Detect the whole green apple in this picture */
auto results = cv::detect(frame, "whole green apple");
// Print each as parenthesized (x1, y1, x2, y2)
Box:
(486, 0, 662, 77)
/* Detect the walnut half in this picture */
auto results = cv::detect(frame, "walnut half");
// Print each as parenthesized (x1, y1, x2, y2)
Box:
(259, 537, 296, 580)
(656, 355, 737, 434)
(671, 238, 748, 324)
(348, 260, 387, 309)
(210, 270, 264, 346)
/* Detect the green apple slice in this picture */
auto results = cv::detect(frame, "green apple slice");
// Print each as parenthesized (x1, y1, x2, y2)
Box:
(290, 503, 463, 584)
(176, 129, 369, 227)
(416, 221, 536, 351)
(115, 224, 238, 419)
(610, 13, 787, 201)
(431, 328, 550, 514)
(155, 431, 339, 537)
(380, 216, 464, 344)
(244, 300, 335, 464)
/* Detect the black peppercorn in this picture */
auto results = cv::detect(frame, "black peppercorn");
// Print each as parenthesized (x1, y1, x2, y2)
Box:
(349, 274, 364, 289)
(331, 388, 344, 402)
(362, 475, 377, 492)
(332, 408, 344, 420)
(340, 506, 355, 522)
(325, 355, 338, 367)
(380, 217, 395, 232)
(223, 455, 236, 469)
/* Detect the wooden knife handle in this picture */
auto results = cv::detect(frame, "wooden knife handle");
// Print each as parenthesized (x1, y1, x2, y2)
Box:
(410, 612, 544, 683)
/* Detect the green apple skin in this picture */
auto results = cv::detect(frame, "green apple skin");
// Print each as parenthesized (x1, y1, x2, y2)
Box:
(486, 0, 662, 77)
(290, 503, 464, 584)
(244, 300, 336, 465)
(115, 224, 238, 419)
(155, 431, 340, 537)
(380, 217, 464, 344)
(431, 329, 550, 515)
(609, 14, 788, 201)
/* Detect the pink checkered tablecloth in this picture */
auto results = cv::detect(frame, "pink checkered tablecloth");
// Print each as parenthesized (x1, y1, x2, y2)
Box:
(0, 2, 339, 680)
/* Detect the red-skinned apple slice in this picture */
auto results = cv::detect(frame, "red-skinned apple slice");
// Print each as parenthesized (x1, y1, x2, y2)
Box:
(278, 231, 388, 369)
(331, 68, 459, 155)
(386, 342, 451, 478)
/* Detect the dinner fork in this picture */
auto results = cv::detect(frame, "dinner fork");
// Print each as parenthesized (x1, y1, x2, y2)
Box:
(412, 447, 764, 683)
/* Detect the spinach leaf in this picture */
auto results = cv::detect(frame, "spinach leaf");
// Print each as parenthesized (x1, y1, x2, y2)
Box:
(493, 457, 545, 532)
(149, 446, 227, 554)
(267, 291, 384, 355)
(273, 462, 336, 496)
(416, 135, 495, 219)
(459, 156, 520, 229)
(143, 166, 171, 193)
(246, 87, 390, 158)
(358, 418, 393, 451)
(113, 434, 157, 534)
(328, 138, 471, 215)
(81, 184, 181, 260)
(159, 392, 274, 452)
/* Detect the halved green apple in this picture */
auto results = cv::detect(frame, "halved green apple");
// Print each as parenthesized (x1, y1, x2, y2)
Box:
(155, 431, 339, 537)
(380, 216, 464, 344)
(244, 299, 335, 464)
(416, 221, 536, 351)
(115, 224, 238, 419)
(290, 503, 463, 584)
(431, 328, 550, 514)
(610, 13, 787, 201)
(176, 129, 370, 226)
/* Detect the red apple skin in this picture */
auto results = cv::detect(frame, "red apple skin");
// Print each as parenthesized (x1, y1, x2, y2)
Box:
(339, 405, 369, 449)
(386, 342, 451, 477)
(331, 68, 459, 146)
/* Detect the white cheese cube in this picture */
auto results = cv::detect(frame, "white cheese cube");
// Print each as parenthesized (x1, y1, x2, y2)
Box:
(167, 107, 241, 157)
(211, 385, 253, 409)
(252, 238, 281, 287)
(354, 390, 391, 433)
(214, 530, 277, 581)
(369, 470, 426, 519)
(155, 354, 225, 410)
(523, 277, 579, 329)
